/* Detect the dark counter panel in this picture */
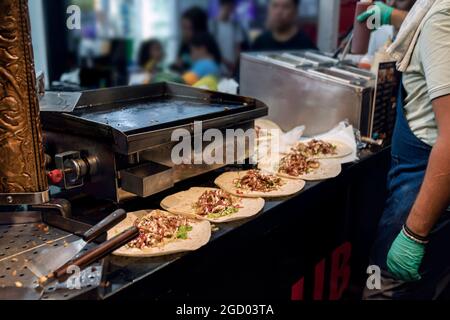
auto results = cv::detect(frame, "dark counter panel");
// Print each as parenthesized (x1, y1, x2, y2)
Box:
(97, 148, 390, 301)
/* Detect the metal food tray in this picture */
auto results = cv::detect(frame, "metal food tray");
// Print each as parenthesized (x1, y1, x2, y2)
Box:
(0, 222, 102, 300)
(41, 83, 268, 155)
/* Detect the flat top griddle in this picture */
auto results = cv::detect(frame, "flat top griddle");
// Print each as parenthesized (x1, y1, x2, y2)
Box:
(72, 99, 246, 135)
(42, 83, 268, 154)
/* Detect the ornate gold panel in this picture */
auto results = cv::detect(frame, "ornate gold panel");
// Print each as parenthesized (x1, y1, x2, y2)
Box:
(0, 0, 48, 194)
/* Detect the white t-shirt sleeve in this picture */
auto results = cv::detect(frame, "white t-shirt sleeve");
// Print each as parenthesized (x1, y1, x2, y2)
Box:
(419, 10, 450, 100)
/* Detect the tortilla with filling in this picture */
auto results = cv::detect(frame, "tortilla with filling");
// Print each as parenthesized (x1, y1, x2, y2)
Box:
(287, 140, 353, 159)
(161, 187, 265, 223)
(215, 170, 305, 198)
(258, 155, 342, 181)
(107, 210, 211, 258)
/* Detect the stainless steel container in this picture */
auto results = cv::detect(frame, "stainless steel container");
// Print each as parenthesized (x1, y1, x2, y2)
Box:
(240, 51, 375, 136)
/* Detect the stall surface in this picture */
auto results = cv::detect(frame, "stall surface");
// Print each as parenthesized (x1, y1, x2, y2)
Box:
(103, 148, 389, 300)
(0, 148, 390, 300)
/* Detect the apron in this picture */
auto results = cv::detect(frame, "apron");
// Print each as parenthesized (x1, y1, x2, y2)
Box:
(369, 80, 450, 299)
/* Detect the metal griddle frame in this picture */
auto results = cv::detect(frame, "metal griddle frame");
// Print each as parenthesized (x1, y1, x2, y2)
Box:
(41, 82, 268, 156)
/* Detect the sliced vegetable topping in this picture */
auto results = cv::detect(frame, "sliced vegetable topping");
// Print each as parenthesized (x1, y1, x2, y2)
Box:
(292, 140, 338, 157)
(279, 154, 320, 177)
(234, 170, 284, 192)
(127, 211, 192, 249)
(194, 189, 242, 219)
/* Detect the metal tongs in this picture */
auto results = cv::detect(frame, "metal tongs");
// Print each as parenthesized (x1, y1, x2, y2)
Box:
(27, 209, 127, 278)
(0, 226, 139, 300)
(333, 29, 354, 64)
(39, 226, 139, 286)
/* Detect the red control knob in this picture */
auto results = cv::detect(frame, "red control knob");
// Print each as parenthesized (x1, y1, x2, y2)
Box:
(47, 169, 64, 185)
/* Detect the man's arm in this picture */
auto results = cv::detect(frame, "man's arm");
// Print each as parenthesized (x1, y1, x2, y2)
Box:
(406, 95, 450, 237)
(386, 11, 450, 282)
(387, 95, 450, 282)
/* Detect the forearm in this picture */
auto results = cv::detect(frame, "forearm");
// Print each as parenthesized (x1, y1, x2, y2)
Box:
(391, 9, 409, 30)
(406, 137, 450, 237)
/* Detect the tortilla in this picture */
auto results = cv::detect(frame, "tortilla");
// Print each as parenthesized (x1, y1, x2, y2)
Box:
(161, 187, 265, 223)
(258, 155, 342, 181)
(107, 210, 211, 258)
(214, 170, 305, 198)
(286, 140, 353, 159)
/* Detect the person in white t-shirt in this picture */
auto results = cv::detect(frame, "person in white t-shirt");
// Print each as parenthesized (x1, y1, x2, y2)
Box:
(210, 0, 247, 77)
(359, 0, 450, 300)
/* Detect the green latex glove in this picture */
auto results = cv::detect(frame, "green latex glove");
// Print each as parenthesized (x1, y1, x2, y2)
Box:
(357, 1, 394, 26)
(387, 231, 425, 282)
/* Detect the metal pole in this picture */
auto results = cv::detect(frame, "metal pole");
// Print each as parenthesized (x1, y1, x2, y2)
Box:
(317, 0, 341, 53)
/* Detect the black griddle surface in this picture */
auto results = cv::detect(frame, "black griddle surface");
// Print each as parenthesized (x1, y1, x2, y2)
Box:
(73, 99, 246, 134)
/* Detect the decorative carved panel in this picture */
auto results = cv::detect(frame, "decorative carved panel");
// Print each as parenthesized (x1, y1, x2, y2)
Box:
(0, 0, 47, 193)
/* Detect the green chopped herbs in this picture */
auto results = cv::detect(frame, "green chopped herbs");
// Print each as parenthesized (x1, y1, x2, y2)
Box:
(177, 225, 193, 239)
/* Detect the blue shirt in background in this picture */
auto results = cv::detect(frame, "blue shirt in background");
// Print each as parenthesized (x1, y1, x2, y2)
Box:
(191, 59, 220, 79)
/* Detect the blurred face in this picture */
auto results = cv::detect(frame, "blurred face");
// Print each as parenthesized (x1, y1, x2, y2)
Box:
(387, 0, 416, 11)
(267, 0, 298, 32)
(221, 3, 236, 17)
(150, 43, 164, 63)
(181, 18, 194, 43)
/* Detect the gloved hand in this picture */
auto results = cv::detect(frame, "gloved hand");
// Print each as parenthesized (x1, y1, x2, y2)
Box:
(357, 1, 395, 26)
(387, 230, 425, 282)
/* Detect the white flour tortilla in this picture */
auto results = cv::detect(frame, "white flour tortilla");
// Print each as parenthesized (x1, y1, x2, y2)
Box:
(108, 210, 211, 258)
(285, 140, 353, 159)
(258, 155, 342, 181)
(161, 187, 265, 223)
(215, 171, 305, 198)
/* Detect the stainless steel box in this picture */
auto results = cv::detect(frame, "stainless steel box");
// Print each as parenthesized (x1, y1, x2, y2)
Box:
(240, 51, 375, 136)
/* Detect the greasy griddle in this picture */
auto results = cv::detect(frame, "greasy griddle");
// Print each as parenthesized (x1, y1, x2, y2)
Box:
(72, 99, 245, 135)
(41, 83, 268, 155)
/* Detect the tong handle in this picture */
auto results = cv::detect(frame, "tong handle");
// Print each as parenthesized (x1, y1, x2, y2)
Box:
(83, 209, 127, 242)
(53, 226, 139, 281)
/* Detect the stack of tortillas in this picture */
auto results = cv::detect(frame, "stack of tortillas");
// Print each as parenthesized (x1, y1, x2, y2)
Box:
(257, 138, 353, 181)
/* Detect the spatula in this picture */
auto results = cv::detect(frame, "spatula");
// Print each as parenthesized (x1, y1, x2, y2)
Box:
(0, 226, 138, 300)
(41, 226, 139, 285)
(27, 209, 127, 278)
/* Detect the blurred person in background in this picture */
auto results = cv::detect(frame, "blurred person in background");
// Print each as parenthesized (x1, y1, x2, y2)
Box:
(210, 0, 248, 77)
(252, 0, 316, 51)
(129, 38, 178, 86)
(173, 7, 209, 73)
(138, 39, 164, 74)
(182, 33, 222, 91)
